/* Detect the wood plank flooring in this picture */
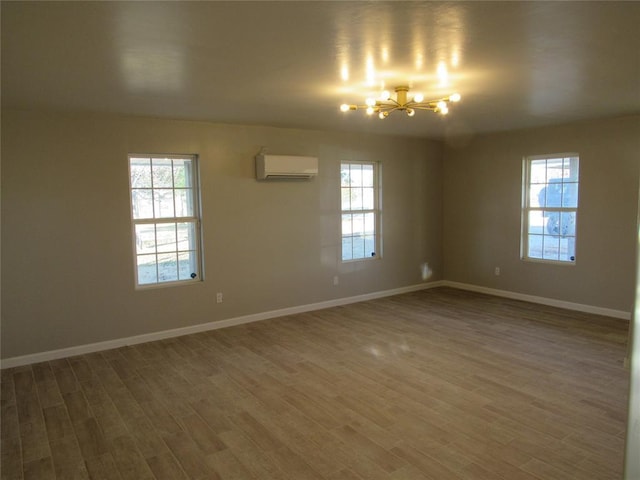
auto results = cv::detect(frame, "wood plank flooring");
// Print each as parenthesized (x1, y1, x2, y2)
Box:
(1, 287, 630, 479)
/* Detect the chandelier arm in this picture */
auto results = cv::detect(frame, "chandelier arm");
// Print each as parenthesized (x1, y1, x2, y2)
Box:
(377, 104, 399, 112)
(411, 105, 439, 111)
(412, 97, 450, 104)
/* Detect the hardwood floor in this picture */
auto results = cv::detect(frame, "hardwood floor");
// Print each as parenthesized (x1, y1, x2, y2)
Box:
(1, 287, 629, 479)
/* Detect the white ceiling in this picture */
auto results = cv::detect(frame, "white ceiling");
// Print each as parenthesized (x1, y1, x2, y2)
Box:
(2, 1, 639, 139)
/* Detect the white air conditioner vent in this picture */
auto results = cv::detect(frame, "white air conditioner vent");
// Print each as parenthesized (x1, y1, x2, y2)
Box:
(255, 154, 318, 180)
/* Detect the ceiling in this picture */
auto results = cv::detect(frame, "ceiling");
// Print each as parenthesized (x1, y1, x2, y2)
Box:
(2, 1, 639, 139)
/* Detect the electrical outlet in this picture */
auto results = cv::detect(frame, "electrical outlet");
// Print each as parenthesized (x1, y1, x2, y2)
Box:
(216, 292, 223, 303)
(333, 276, 339, 286)
(494, 267, 501, 276)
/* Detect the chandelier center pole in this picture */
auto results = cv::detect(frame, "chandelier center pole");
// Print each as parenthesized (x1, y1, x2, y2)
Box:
(395, 86, 409, 107)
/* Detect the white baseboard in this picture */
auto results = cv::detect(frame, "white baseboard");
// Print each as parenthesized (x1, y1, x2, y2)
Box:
(0, 281, 445, 369)
(2, 279, 629, 369)
(441, 280, 631, 320)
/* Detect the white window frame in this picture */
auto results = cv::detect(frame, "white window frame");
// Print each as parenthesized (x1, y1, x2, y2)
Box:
(340, 161, 382, 262)
(128, 154, 203, 288)
(521, 153, 579, 265)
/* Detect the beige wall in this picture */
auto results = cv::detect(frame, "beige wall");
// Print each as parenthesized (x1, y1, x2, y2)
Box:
(1, 109, 443, 359)
(443, 115, 640, 312)
(2, 110, 638, 360)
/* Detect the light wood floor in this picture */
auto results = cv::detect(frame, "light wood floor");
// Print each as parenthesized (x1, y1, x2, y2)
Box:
(1, 287, 630, 480)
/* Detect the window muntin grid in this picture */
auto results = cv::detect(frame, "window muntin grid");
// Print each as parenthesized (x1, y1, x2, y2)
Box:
(341, 162, 380, 261)
(129, 155, 202, 287)
(522, 154, 579, 264)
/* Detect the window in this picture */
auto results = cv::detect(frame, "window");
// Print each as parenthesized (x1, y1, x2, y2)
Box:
(128, 154, 202, 287)
(341, 161, 380, 261)
(522, 153, 579, 263)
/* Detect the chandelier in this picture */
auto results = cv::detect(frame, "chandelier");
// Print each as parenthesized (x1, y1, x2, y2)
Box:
(340, 86, 461, 119)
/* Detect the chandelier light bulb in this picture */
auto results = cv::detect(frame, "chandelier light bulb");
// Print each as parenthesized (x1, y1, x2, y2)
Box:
(450, 93, 461, 102)
(340, 104, 350, 112)
(366, 106, 375, 115)
(437, 101, 447, 110)
(413, 93, 424, 103)
(378, 111, 387, 119)
(406, 108, 415, 117)
(381, 90, 391, 100)
(366, 97, 376, 107)
(440, 105, 449, 115)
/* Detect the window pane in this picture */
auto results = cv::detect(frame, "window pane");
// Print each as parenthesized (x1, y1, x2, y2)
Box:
(137, 254, 158, 284)
(542, 235, 560, 260)
(341, 164, 351, 187)
(528, 211, 544, 234)
(364, 212, 375, 234)
(135, 224, 156, 254)
(177, 222, 196, 251)
(352, 213, 365, 235)
(562, 183, 578, 208)
(546, 158, 564, 181)
(156, 223, 177, 253)
(341, 188, 351, 211)
(560, 237, 576, 262)
(342, 237, 353, 261)
(350, 164, 363, 187)
(173, 159, 193, 188)
(362, 187, 374, 210)
(544, 211, 561, 236)
(564, 157, 579, 181)
(130, 158, 152, 188)
(559, 211, 576, 237)
(528, 234, 543, 259)
(175, 189, 193, 217)
(530, 184, 544, 208)
(157, 253, 178, 282)
(131, 189, 154, 219)
(352, 236, 365, 259)
(362, 164, 374, 187)
(178, 252, 197, 280)
(350, 188, 363, 210)
(341, 214, 352, 235)
(365, 235, 376, 257)
(152, 158, 173, 187)
(544, 181, 562, 207)
(154, 190, 175, 218)
(530, 160, 547, 183)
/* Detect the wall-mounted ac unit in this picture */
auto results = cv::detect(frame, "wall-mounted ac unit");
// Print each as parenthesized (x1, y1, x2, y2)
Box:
(255, 154, 318, 180)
